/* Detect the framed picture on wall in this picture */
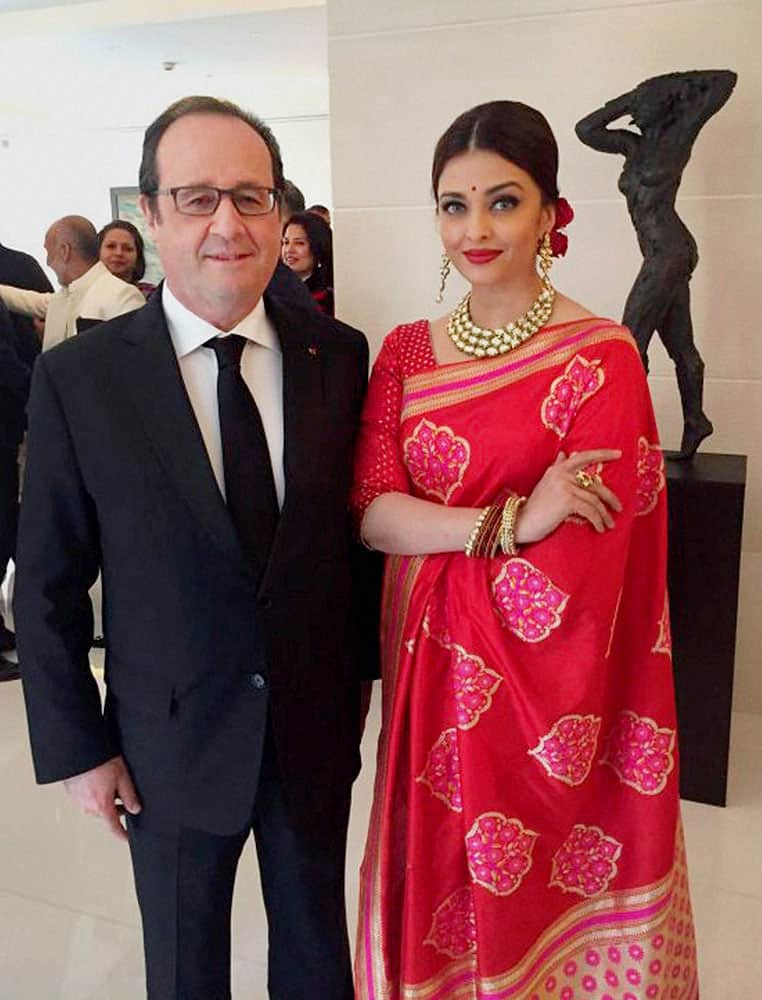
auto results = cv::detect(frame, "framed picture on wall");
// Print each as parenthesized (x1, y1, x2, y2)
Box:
(109, 186, 163, 287)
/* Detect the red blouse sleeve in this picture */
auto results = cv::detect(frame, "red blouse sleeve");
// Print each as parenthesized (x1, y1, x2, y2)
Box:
(350, 325, 415, 526)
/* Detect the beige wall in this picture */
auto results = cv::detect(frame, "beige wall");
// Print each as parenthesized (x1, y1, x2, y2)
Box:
(327, 0, 762, 710)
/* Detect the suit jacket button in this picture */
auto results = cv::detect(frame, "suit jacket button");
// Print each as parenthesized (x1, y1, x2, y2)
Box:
(249, 673, 267, 689)
(259, 597, 273, 610)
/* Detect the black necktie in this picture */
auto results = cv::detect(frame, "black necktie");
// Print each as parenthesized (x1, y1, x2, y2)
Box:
(205, 334, 279, 577)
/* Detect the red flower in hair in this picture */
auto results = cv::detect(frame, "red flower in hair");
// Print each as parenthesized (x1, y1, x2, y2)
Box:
(549, 197, 574, 258)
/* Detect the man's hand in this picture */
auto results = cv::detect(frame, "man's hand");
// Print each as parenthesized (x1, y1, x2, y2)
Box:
(63, 755, 142, 842)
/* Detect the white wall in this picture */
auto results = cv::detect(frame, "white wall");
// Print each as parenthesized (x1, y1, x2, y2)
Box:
(327, 0, 762, 711)
(0, 7, 332, 271)
(0, 117, 331, 273)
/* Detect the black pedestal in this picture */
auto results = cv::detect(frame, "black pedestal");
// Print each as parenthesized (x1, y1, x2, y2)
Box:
(665, 452, 747, 806)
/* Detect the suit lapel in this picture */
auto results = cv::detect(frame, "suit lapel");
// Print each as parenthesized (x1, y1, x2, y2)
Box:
(261, 295, 326, 585)
(115, 294, 252, 578)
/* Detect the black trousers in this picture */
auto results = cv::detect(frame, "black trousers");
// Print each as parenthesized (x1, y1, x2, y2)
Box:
(127, 724, 354, 1000)
(0, 447, 19, 625)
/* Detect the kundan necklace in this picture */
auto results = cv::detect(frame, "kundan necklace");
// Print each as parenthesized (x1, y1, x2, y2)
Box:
(447, 282, 555, 357)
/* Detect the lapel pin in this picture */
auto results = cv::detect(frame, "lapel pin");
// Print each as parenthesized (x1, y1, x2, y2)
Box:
(307, 344, 319, 357)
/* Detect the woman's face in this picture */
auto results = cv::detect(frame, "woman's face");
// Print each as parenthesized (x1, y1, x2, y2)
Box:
(100, 228, 139, 282)
(436, 149, 553, 291)
(281, 224, 315, 279)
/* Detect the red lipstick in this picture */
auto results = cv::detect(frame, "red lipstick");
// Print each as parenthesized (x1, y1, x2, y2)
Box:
(463, 249, 502, 264)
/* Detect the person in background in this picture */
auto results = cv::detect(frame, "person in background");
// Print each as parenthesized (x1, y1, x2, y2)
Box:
(97, 219, 156, 298)
(307, 204, 331, 225)
(352, 100, 698, 999)
(0, 299, 38, 674)
(280, 178, 305, 224)
(0, 239, 50, 656)
(0, 238, 52, 307)
(0, 216, 144, 351)
(282, 210, 334, 316)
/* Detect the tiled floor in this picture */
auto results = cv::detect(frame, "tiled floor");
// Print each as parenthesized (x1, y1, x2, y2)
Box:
(1, 661, 761, 997)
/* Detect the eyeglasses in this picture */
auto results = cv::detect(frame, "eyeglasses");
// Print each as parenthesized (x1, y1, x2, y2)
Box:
(154, 186, 281, 217)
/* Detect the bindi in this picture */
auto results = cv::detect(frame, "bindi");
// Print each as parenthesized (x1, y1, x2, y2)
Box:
(471, 186, 477, 191)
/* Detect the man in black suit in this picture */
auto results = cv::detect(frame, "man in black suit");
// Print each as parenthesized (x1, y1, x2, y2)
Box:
(0, 241, 50, 652)
(16, 96, 375, 999)
(0, 240, 52, 302)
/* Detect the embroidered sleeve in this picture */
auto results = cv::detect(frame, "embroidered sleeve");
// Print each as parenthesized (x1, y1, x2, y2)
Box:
(350, 326, 413, 527)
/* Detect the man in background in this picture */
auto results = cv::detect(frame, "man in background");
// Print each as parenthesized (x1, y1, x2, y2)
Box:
(0, 299, 38, 673)
(0, 238, 52, 306)
(307, 203, 331, 225)
(0, 239, 50, 658)
(0, 215, 144, 350)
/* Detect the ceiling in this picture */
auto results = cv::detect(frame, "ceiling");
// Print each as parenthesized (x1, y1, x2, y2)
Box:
(0, 2, 328, 131)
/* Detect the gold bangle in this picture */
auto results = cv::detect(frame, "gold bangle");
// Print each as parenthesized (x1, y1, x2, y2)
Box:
(465, 507, 490, 557)
(474, 503, 501, 558)
(500, 495, 527, 556)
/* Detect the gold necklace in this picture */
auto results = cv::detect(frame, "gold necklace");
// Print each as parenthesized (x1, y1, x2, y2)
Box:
(447, 282, 555, 357)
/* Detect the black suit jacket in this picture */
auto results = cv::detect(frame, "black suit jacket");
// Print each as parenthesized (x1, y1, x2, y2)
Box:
(0, 241, 52, 348)
(16, 291, 377, 835)
(0, 300, 38, 449)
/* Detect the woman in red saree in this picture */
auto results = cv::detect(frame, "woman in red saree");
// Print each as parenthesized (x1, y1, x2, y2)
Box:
(351, 102, 698, 1000)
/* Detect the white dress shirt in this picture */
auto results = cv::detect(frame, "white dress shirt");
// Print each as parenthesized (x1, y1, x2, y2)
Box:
(162, 284, 285, 509)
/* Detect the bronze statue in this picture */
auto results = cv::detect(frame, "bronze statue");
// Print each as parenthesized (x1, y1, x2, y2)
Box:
(576, 70, 737, 459)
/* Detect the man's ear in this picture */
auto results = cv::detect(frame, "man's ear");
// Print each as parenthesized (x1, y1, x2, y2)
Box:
(60, 241, 72, 263)
(139, 194, 159, 236)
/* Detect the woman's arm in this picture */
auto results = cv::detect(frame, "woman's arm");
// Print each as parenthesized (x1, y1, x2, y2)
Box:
(361, 449, 622, 556)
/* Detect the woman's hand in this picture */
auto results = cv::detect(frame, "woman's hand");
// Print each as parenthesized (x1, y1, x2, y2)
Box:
(515, 449, 623, 545)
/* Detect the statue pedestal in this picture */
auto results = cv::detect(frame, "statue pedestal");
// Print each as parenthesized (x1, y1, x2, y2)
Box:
(665, 452, 747, 806)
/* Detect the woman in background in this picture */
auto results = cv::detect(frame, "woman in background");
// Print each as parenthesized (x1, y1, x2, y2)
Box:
(97, 220, 154, 296)
(281, 210, 334, 316)
(352, 100, 697, 999)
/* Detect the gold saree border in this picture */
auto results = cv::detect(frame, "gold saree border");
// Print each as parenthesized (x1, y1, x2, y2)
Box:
(399, 822, 695, 1000)
(356, 555, 425, 1000)
(401, 322, 636, 424)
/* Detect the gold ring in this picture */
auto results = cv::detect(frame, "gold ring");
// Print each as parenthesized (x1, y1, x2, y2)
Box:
(574, 470, 595, 489)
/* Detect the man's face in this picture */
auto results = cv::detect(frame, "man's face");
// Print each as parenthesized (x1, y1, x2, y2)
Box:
(140, 113, 282, 331)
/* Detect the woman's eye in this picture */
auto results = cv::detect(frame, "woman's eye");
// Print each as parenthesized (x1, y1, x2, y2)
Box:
(492, 196, 519, 211)
(440, 200, 465, 214)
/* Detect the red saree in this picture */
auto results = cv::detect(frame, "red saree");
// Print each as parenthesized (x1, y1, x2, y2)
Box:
(351, 318, 698, 1000)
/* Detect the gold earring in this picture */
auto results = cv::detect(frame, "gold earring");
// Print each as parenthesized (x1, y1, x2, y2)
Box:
(435, 253, 451, 303)
(538, 233, 553, 288)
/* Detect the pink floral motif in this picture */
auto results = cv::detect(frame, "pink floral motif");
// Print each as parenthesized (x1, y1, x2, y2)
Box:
(493, 558, 569, 643)
(466, 812, 538, 896)
(550, 824, 623, 897)
(652, 593, 672, 657)
(403, 419, 470, 503)
(423, 887, 476, 958)
(636, 437, 665, 516)
(450, 644, 502, 730)
(422, 600, 502, 729)
(417, 728, 462, 812)
(541, 355, 604, 438)
(601, 710, 676, 796)
(529, 714, 602, 787)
